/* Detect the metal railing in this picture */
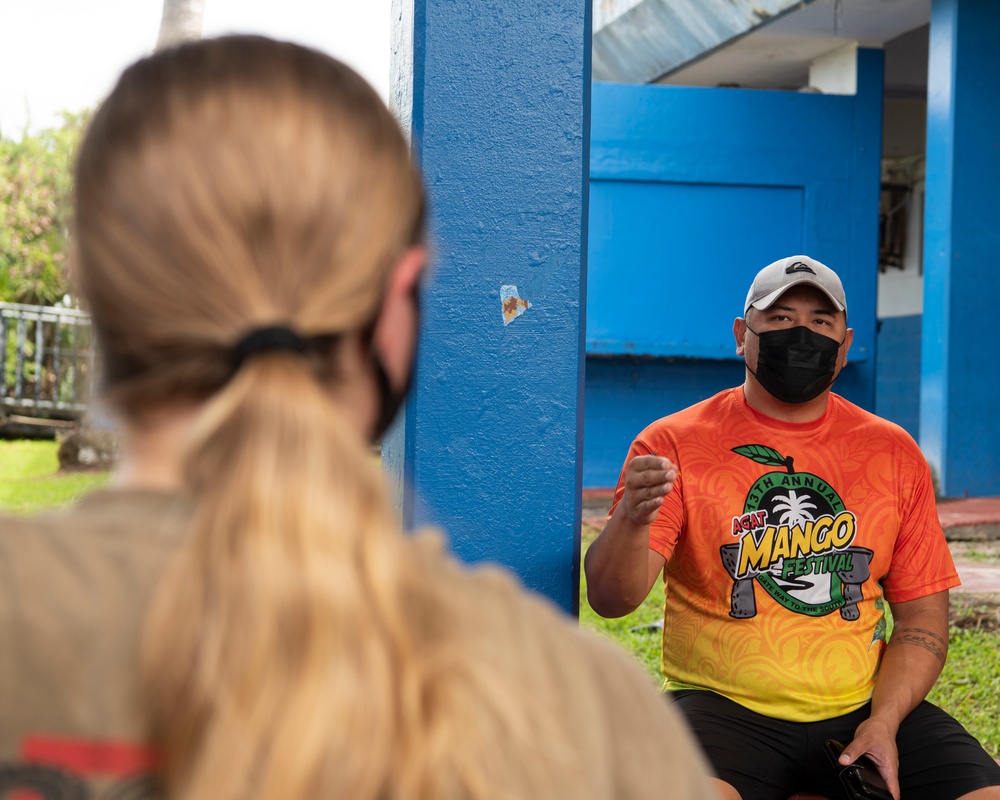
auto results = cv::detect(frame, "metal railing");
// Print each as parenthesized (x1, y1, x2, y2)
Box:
(0, 302, 94, 419)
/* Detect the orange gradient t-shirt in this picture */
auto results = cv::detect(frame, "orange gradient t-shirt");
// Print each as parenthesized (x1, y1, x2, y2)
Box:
(610, 388, 959, 722)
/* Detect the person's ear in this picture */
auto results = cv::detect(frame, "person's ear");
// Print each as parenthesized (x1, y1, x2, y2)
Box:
(387, 245, 427, 304)
(371, 245, 428, 385)
(839, 327, 854, 367)
(734, 317, 748, 356)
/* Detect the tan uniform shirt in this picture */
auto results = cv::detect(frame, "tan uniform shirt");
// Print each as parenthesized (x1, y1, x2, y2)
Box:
(0, 489, 717, 799)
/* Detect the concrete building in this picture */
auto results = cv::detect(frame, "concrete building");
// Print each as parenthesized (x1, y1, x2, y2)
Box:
(387, 0, 998, 610)
(585, 0, 1000, 503)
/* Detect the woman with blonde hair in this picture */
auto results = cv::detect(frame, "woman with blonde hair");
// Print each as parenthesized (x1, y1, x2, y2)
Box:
(0, 36, 716, 800)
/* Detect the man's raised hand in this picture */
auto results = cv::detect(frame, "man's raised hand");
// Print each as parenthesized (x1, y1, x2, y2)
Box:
(622, 455, 678, 525)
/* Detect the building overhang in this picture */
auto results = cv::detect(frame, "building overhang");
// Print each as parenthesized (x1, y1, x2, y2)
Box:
(593, 0, 930, 92)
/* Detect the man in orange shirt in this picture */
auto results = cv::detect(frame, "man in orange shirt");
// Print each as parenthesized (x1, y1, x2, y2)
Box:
(585, 255, 1000, 800)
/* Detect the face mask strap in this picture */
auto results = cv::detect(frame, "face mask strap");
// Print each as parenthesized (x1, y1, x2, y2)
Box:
(364, 285, 421, 442)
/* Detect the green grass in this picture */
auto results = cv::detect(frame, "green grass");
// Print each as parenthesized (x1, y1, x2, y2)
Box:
(928, 627, 1000, 758)
(956, 548, 1000, 564)
(579, 540, 664, 678)
(0, 440, 110, 514)
(579, 526, 1000, 759)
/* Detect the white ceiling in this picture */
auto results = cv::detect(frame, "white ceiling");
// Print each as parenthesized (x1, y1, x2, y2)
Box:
(657, 0, 930, 92)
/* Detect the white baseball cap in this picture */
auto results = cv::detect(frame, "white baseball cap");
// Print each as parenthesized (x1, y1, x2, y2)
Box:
(744, 255, 847, 315)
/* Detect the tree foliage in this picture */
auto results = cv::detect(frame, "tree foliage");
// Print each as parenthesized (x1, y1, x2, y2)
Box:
(0, 112, 89, 305)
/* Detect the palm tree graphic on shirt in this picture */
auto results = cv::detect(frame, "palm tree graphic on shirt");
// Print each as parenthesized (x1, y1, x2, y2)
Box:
(771, 490, 818, 529)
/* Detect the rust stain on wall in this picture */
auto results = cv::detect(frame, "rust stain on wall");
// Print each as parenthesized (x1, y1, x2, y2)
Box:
(500, 285, 531, 325)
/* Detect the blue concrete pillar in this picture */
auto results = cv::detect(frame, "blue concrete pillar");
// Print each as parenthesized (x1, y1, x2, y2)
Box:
(921, 0, 1000, 497)
(386, 0, 591, 612)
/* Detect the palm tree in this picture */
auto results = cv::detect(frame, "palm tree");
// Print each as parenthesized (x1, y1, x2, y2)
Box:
(156, 0, 206, 51)
(772, 490, 817, 528)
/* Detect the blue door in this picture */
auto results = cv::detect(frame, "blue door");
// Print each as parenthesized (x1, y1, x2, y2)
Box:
(585, 49, 884, 488)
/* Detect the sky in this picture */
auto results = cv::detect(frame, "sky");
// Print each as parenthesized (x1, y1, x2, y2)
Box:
(0, 0, 390, 136)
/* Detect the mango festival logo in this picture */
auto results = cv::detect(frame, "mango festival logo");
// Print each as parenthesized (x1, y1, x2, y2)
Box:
(720, 444, 877, 622)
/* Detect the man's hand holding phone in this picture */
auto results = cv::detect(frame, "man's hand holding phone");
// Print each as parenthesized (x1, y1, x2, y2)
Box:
(824, 739, 894, 800)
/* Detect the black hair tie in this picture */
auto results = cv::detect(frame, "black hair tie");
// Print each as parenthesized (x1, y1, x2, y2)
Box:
(231, 325, 309, 373)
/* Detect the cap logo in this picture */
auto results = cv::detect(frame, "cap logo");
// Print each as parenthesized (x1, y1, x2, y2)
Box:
(786, 262, 816, 275)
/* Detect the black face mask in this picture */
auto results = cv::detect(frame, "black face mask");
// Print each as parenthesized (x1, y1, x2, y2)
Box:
(745, 324, 844, 405)
(368, 287, 420, 443)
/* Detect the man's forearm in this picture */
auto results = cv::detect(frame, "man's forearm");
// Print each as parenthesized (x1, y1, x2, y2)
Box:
(584, 453, 676, 618)
(584, 507, 656, 618)
(840, 591, 950, 797)
(869, 591, 950, 733)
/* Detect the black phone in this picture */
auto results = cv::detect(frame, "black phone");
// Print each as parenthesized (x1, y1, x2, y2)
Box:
(824, 739, 893, 800)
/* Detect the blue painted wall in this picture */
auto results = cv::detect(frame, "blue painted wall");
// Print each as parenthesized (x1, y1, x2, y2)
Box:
(386, 0, 591, 612)
(875, 315, 921, 442)
(584, 50, 884, 488)
(584, 357, 742, 487)
(588, 180, 804, 358)
(921, 0, 1000, 496)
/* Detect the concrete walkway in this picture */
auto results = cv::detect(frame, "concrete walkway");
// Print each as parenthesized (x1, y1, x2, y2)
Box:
(938, 497, 1000, 595)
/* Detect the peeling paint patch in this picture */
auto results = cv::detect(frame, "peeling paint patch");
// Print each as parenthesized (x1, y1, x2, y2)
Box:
(500, 285, 531, 325)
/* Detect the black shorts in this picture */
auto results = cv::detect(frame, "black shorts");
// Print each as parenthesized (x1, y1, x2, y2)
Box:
(670, 690, 1000, 800)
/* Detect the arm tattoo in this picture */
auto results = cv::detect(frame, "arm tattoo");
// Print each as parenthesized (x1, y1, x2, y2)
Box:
(887, 627, 947, 664)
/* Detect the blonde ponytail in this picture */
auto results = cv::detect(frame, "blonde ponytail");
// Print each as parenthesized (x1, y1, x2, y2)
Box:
(144, 357, 571, 800)
(143, 357, 411, 797)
